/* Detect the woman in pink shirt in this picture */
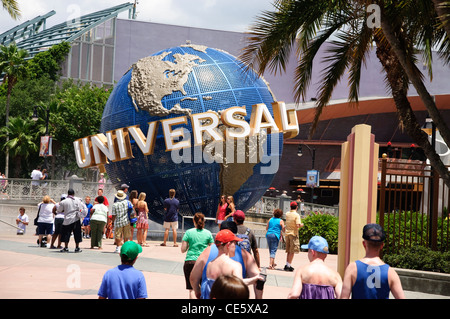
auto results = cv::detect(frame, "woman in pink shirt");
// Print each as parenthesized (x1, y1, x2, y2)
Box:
(215, 195, 227, 225)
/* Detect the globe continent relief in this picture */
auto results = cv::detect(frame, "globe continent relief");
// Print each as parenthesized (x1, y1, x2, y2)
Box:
(100, 44, 283, 226)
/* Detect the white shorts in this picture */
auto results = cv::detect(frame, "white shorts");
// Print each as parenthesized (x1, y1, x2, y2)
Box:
(163, 221, 178, 229)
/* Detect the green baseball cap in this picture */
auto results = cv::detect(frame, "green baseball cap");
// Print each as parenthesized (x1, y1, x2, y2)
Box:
(120, 241, 142, 261)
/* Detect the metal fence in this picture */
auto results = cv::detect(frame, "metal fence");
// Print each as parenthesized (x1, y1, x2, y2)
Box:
(378, 158, 450, 252)
(246, 195, 339, 218)
(0, 177, 116, 203)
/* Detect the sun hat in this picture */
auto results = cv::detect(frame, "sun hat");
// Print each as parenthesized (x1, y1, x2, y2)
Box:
(301, 236, 329, 254)
(115, 190, 127, 200)
(120, 241, 142, 261)
(362, 223, 386, 242)
(215, 229, 243, 244)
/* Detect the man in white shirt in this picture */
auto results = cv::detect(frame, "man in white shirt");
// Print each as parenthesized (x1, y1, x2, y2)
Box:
(31, 166, 43, 196)
(57, 189, 87, 253)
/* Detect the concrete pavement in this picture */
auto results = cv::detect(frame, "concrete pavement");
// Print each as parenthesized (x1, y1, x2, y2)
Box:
(0, 232, 448, 299)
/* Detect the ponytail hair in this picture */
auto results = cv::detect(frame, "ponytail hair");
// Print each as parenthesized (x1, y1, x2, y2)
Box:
(194, 212, 205, 230)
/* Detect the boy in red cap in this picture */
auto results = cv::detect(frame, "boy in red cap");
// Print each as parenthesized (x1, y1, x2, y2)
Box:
(196, 229, 262, 299)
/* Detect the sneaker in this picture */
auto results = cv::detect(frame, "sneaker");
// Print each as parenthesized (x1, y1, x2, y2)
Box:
(114, 246, 120, 253)
(284, 265, 294, 272)
(74, 247, 82, 253)
(60, 247, 69, 253)
(102, 234, 106, 239)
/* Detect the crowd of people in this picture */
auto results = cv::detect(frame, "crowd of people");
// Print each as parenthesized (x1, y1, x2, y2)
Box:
(17, 186, 404, 300)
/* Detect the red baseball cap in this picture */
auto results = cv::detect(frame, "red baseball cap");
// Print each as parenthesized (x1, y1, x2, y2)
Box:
(233, 210, 245, 221)
(215, 229, 243, 244)
(290, 201, 298, 207)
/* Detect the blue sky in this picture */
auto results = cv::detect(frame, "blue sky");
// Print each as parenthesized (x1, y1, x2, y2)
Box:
(0, 0, 275, 34)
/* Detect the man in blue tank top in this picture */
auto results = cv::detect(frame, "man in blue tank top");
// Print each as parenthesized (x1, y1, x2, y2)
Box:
(341, 223, 405, 299)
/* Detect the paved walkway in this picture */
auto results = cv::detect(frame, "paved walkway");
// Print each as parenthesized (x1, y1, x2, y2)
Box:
(0, 232, 447, 299)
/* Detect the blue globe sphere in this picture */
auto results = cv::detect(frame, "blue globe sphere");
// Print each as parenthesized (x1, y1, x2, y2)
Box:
(100, 45, 283, 226)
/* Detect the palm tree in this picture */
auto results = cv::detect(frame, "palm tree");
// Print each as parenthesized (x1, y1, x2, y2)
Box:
(240, 0, 450, 187)
(0, 43, 28, 177)
(1, 0, 20, 20)
(0, 117, 38, 177)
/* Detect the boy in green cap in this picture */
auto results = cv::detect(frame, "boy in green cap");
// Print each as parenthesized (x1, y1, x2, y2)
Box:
(98, 241, 148, 299)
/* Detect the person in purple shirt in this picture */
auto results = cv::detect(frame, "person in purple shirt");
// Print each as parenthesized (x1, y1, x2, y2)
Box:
(161, 188, 180, 247)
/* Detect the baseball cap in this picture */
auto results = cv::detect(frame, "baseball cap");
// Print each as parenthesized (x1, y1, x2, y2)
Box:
(362, 223, 386, 242)
(219, 220, 238, 234)
(120, 241, 142, 261)
(121, 183, 130, 189)
(215, 229, 243, 244)
(290, 201, 298, 207)
(233, 210, 245, 221)
(301, 236, 329, 254)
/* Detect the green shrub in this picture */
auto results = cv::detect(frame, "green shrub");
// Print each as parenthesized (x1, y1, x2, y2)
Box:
(383, 246, 450, 273)
(298, 213, 339, 254)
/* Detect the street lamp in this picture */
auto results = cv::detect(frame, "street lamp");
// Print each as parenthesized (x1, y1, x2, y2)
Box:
(297, 144, 315, 169)
(32, 105, 51, 169)
(297, 144, 317, 203)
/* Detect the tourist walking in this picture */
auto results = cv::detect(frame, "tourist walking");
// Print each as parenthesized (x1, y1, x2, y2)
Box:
(181, 212, 214, 298)
(265, 208, 285, 269)
(284, 201, 303, 271)
(98, 240, 147, 299)
(112, 190, 133, 253)
(234, 210, 260, 268)
(340, 224, 405, 299)
(136, 192, 149, 246)
(57, 189, 87, 253)
(223, 195, 235, 221)
(288, 236, 342, 299)
(215, 194, 228, 225)
(90, 195, 109, 249)
(36, 195, 56, 247)
(162, 189, 179, 247)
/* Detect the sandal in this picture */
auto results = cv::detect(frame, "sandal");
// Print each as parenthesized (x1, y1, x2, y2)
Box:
(160, 243, 166, 246)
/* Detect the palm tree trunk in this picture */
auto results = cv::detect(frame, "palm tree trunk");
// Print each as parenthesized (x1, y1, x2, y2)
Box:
(4, 90, 10, 178)
(378, 10, 450, 159)
(374, 35, 450, 188)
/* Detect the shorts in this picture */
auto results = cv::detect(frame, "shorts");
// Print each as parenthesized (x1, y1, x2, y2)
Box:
(285, 234, 300, 254)
(53, 218, 64, 236)
(37, 222, 53, 236)
(183, 260, 196, 289)
(114, 225, 131, 240)
(163, 221, 178, 229)
(61, 220, 82, 243)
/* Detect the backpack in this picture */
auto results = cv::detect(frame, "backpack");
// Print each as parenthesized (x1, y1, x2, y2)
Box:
(237, 228, 251, 253)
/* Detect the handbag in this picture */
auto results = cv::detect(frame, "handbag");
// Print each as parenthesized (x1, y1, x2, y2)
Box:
(34, 204, 42, 226)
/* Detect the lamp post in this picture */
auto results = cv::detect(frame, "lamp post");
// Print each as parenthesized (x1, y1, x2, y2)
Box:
(32, 105, 50, 169)
(297, 144, 317, 203)
(421, 114, 436, 249)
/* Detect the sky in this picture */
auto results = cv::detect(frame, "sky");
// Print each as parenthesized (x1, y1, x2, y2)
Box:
(0, 0, 276, 34)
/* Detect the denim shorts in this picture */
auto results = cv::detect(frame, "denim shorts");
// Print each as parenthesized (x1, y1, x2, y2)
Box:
(37, 222, 53, 235)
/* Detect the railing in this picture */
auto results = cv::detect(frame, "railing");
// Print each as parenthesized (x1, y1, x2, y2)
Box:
(0, 177, 116, 202)
(246, 195, 339, 217)
(378, 158, 450, 252)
